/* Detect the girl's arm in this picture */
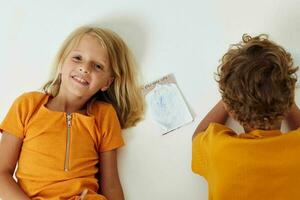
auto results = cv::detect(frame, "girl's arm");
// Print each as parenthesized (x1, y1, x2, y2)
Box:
(193, 100, 229, 139)
(285, 103, 300, 130)
(99, 150, 124, 200)
(0, 133, 31, 200)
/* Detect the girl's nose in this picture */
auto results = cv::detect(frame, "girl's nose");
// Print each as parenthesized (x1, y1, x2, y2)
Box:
(79, 65, 90, 74)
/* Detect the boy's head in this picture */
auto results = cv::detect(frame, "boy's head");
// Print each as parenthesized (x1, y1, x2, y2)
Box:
(217, 34, 298, 130)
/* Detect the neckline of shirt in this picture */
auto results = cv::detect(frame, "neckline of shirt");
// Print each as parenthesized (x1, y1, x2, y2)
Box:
(41, 94, 95, 120)
(240, 129, 282, 139)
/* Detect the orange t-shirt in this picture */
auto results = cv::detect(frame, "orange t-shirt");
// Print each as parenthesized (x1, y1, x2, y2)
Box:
(192, 123, 300, 200)
(0, 92, 124, 200)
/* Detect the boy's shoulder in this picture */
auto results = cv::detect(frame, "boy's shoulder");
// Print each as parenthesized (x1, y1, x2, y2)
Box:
(194, 123, 237, 141)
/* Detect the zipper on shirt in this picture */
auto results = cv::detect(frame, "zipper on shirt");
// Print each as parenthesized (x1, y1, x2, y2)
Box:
(64, 113, 72, 171)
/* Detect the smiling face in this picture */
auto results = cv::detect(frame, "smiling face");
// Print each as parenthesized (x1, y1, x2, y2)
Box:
(59, 34, 114, 100)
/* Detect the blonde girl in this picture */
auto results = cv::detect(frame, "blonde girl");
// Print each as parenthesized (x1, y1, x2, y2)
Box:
(0, 26, 144, 200)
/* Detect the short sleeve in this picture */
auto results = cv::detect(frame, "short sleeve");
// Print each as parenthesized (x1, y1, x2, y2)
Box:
(98, 105, 124, 152)
(191, 123, 235, 178)
(192, 131, 209, 177)
(0, 93, 30, 139)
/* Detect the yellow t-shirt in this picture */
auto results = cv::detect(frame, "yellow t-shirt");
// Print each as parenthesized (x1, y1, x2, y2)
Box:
(192, 123, 300, 200)
(0, 92, 124, 200)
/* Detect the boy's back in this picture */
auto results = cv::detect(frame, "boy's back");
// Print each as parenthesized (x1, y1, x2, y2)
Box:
(193, 123, 300, 199)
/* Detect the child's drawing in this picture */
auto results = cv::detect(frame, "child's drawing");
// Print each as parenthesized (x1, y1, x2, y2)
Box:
(144, 74, 193, 134)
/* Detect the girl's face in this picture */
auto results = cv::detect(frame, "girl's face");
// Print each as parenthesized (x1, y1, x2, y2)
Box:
(59, 34, 113, 100)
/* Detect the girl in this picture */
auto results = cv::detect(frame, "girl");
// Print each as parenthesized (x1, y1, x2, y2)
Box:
(0, 26, 144, 200)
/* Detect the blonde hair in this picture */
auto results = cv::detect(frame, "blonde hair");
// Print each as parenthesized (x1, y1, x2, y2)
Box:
(216, 34, 298, 130)
(43, 26, 145, 129)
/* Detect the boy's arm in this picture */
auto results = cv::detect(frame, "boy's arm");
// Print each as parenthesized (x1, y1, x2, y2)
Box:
(193, 100, 229, 139)
(0, 133, 31, 200)
(99, 150, 124, 200)
(285, 103, 300, 130)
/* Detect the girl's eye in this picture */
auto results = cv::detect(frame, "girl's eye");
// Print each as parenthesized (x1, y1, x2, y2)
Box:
(95, 64, 103, 70)
(72, 56, 81, 62)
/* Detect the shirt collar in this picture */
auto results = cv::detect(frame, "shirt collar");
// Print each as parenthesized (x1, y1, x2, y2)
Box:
(239, 129, 282, 139)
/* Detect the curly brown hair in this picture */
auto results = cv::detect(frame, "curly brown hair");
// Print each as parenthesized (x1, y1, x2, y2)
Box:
(216, 34, 298, 130)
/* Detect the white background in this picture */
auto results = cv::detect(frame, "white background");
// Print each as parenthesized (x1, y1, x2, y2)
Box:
(1, 0, 300, 199)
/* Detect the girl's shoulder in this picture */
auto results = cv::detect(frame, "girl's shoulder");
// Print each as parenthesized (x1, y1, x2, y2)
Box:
(89, 101, 122, 138)
(5, 91, 48, 128)
(14, 91, 48, 106)
(18, 91, 47, 99)
(89, 101, 117, 117)
(88, 101, 120, 125)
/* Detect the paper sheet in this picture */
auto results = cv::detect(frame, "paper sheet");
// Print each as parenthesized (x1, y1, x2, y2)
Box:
(144, 74, 193, 134)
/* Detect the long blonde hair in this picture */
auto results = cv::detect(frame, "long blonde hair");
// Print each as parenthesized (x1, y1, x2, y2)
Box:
(43, 26, 145, 128)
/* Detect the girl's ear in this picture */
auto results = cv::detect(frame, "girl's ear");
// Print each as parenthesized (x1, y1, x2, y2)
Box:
(101, 76, 114, 91)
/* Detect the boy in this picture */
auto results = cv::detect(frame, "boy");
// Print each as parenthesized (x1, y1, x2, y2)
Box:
(192, 34, 300, 199)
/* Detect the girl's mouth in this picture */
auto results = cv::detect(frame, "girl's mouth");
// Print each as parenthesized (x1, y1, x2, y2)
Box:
(71, 75, 89, 86)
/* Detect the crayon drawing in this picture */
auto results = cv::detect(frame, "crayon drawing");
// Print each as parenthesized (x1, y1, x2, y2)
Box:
(144, 74, 193, 134)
